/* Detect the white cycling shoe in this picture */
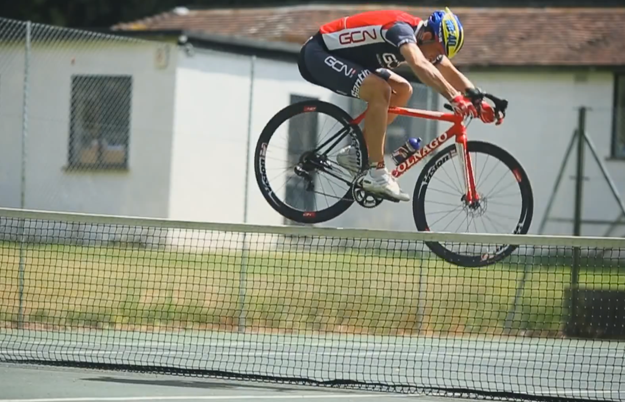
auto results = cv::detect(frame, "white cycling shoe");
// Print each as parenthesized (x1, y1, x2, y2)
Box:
(361, 167, 411, 202)
(336, 146, 410, 202)
(336, 145, 360, 177)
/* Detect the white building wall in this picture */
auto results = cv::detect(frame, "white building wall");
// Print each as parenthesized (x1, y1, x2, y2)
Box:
(450, 70, 622, 236)
(0, 43, 26, 209)
(168, 48, 254, 224)
(0, 40, 178, 218)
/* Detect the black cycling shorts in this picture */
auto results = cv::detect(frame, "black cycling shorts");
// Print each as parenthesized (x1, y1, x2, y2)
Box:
(297, 33, 391, 99)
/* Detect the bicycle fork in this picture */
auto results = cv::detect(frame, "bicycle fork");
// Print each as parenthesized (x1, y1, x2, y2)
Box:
(455, 131, 479, 205)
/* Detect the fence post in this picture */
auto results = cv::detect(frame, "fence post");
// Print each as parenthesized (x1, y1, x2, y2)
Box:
(239, 55, 256, 333)
(569, 106, 586, 334)
(18, 20, 32, 330)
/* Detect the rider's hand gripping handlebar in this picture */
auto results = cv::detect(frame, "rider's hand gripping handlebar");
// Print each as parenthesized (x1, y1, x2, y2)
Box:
(444, 88, 508, 125)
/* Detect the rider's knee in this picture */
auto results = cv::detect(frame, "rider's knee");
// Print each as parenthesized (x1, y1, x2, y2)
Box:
(359, 74, 392, 106)
(396, 79, 413, 99)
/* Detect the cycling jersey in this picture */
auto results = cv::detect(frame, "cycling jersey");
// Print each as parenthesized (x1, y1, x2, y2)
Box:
(318, 10, 423, 70)
(297, 10, 424, 99)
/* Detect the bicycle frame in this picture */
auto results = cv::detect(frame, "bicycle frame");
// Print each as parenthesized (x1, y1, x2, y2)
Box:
(349, 106, 480, 203)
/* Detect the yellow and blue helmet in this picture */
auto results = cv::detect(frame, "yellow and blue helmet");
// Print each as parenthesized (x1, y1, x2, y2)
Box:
(427, 7, 464, 59)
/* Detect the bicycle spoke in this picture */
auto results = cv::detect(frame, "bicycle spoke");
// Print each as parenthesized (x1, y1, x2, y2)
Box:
(487, 193, 523, 200)
(484, 180, 519, 199)
(449, 152, 466, 194)
(440, 208, 468, 232)
(452, 213, 471, 234)
(481, 169, 512, 200)
(481, 213, 511, 233)
(313, 126, 350, 155)
(431, 175, 464, 195)
(428, 200, 465, 208)
(427, 207, 466, 216)
(427, 206, 465, 228)
(483, 210, 521, 221)
(424, 187, 463, 198)
(487, 200, 521, 208)
(477, 154, 491, 185)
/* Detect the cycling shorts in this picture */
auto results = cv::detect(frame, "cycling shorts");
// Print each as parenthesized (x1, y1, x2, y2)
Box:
(297, 33, 391, 99)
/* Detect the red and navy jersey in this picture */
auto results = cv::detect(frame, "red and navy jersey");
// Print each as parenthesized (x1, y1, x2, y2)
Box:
(319, 10, 423, 70)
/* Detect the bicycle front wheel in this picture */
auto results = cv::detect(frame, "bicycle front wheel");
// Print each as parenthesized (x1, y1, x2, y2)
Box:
(413, 141, 534, 267)
(254, 100, 368, 224)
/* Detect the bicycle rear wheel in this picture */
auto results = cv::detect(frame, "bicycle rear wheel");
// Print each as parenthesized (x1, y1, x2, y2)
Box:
(254, 100, 368, 224)
(413, 141, 533, 267)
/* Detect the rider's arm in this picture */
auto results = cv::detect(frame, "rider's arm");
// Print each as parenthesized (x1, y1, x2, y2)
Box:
(384, 21, 460, 101)
(435, 55, 475, 93)
(399, 42, 460, 101)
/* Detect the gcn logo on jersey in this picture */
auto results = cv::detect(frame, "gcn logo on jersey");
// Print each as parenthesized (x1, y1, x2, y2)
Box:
(338, 27, 378, 45)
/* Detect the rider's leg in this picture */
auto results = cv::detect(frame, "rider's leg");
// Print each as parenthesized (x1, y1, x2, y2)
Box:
(386, 72, 414, 126)
(359, 70, 413, 163)
(358, 73, 391, 167)
(355, 73, 410, 202)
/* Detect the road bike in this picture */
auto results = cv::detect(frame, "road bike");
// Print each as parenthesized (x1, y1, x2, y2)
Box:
(254, 91, 533, 267)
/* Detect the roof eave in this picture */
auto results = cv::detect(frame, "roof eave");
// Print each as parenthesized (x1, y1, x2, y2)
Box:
(107, 28, 625, 71)
(108, 28, 301, 61)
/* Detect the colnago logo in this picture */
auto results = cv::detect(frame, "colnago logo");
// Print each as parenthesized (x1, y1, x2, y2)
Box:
(322, 25, 384, 50)
(392, 131, 449, 177)
(351, 69, 370, 98)
(325, 56, 356, 78)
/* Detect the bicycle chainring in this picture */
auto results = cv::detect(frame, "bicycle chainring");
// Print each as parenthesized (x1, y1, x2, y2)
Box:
(351, 173, 383, 208)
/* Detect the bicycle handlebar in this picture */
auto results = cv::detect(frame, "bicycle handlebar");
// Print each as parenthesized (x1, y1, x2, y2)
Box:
(443, 91, 508, 121)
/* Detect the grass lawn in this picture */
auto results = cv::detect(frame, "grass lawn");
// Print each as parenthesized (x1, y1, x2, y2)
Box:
(1, 241, 623, 337)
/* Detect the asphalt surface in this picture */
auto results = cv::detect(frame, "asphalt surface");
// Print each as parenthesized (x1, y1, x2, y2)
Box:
(1, 330, 623, 402)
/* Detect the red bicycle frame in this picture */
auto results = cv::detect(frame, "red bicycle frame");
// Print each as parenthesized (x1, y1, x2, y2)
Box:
(349, 106, 480, 203)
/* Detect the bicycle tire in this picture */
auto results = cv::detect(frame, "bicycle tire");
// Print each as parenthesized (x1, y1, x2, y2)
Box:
(254, 100, 368, 224)
(413, 141, 534, 267)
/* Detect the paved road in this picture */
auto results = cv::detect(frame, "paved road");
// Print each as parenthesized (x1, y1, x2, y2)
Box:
(1, 330, 623, 401)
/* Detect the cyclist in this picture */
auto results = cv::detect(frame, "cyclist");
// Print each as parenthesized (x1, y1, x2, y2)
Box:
(297, 8, 499, 202)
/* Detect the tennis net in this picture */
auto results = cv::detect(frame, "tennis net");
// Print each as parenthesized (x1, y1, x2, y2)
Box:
(0, 207, 624, 402)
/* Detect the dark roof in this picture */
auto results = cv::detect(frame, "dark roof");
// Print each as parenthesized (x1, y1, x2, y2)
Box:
(111, 4, 625, 68)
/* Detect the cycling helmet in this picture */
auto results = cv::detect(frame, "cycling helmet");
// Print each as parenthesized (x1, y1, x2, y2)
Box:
(427, 7, 464, 59)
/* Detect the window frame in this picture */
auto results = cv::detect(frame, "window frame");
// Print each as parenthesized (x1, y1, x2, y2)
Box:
(66, 74, 132, 171)
(611, 73, 625, 160)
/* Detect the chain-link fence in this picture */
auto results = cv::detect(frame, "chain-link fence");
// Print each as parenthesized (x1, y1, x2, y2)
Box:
(0, 18, 177, 219)
(1, 16, 625, 236)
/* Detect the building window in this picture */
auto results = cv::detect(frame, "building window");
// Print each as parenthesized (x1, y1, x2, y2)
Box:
(68, 75, 132, 169)
(349, 81, 438, 156)
(612, 74, 625, 159)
